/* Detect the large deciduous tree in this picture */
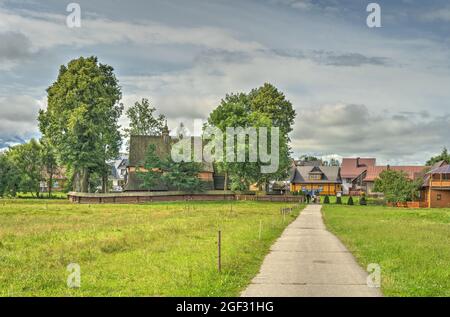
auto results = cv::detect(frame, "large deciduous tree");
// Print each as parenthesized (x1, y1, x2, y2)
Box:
(38, 56, 123, 193)
(207, 83, 296, 191)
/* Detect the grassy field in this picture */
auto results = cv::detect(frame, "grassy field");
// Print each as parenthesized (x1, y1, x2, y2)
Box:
(322, 204, 450, 296)
(0, 199, 303, 297)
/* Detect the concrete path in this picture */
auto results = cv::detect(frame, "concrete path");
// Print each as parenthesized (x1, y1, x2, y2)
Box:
(241, 204, 382, 297)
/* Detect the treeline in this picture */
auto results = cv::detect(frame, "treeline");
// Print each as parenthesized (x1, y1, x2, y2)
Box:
(0, 138, 57, 198)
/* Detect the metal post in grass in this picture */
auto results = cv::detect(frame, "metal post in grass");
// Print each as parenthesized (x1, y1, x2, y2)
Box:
(218, 229, 222, 273)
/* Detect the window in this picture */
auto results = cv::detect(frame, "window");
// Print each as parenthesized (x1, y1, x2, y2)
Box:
(437, 194, 442, 201)
(309, 174, 322, 180)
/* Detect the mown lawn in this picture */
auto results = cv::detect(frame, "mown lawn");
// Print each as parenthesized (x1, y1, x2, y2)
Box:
(322, 204, 450, 296)
(0, 199, 303, 297)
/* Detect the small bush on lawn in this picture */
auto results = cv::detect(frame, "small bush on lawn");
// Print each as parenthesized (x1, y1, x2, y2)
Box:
(336, 196, 342, 204)
(360, 194, 367, 205)
(324, 195, 330, 204)
(348, 196, 354, 205)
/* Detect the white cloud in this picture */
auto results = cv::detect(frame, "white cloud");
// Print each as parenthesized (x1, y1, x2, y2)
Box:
(0, 9, 263, 52)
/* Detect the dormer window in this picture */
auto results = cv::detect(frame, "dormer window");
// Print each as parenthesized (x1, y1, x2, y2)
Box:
(309, 174, 322, 180)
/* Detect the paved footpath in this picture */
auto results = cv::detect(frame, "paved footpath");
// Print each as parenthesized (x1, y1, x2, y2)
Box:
(241, 204, 382, 297)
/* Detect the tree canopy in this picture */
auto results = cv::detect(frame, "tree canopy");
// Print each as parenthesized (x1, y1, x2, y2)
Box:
(426, 148, 450, 166)
(374, 169, 422, 203)
(124, 98, 166, 137)
(38, 56, 123, 192)
(207, 83, 295, 190)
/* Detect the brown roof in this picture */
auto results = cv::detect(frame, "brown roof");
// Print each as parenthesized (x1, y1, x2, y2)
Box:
(364, 166, 426, 182)
(341, 158, 376, 179)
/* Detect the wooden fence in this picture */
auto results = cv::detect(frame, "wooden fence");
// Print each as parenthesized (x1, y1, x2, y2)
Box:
(68, 191, 305, 204)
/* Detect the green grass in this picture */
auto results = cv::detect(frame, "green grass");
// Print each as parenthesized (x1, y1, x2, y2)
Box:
(322, 204, 450, 296)
(0, 199, 303, 297)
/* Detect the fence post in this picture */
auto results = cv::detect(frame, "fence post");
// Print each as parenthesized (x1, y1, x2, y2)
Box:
(218, 230, 222, 273)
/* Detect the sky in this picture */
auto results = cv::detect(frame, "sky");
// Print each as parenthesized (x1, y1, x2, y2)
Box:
(0, 0, 449, 165)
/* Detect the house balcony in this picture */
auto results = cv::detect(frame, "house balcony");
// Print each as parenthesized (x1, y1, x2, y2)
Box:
(430, 180, 450, 188)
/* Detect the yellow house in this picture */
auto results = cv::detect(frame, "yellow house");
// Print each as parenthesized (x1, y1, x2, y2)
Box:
(289, 165, 342, 196)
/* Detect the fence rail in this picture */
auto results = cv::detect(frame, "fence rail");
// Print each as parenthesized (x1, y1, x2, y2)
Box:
(68, 191, 305, 204)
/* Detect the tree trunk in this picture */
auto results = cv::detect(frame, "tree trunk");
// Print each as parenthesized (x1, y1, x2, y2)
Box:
(102, 173, 108, 193)
(48, 173, 53, 198)
(80, 168, 89, 193)
(224, 171, 228, 192)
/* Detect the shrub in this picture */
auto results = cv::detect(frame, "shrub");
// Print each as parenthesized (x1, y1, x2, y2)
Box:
(348, 196, 354, 205)
(336, 196, 342, 204)
(324, 195, 330, 204)
(360, 193, 367, 206)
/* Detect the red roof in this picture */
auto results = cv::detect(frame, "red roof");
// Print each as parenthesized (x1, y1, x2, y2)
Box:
(341, 158, 376, 178)
(364, 166, 426, 182)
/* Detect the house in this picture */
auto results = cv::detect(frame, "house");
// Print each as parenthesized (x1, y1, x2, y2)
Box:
(108, 154, 129, 191)
(124, 127, 216, 192)
(363, 165, 426, 195)
(289, 165, 342, 195)
(340, 158, 376, 195)
(39, 167, 67, 193)
(420, 163, 450, 208)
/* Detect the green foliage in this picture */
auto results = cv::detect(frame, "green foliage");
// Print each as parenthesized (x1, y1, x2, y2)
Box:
(207, 83, 296, 191)
(359, 194, 367, 206)
(348, 196, 354, 205)
(137, 144, 164, 190)
(324, 195, 330, 204)
(38, 56, 123, 192)
(40, 138, 58, 197)
(162, 158, 203, 192)
(426, 148, 450, 166)
(7, 139, 43, 197)
(374, 169, 422, 203)
(336, 196, 342, 204)
(138, 144, 204, 192)
(124, 98, 166, 138)
(0, 153, 21, 197)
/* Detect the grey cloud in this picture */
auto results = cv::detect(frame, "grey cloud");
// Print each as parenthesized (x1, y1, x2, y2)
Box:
(269, 49, 391, 67)
(292, 103, 450, 164)
(194, 49, 253, 65)
(0, 32, 33, 62)
(0, 95, 41, 149)
(318, 52, 390, 67)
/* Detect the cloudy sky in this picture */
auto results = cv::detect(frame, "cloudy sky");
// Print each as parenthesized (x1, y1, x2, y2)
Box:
(0, 0, 449, 164)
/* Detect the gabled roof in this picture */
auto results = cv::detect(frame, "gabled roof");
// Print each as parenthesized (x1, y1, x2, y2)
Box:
(341, 158, 376, 178)
(289, 166, 341, 184)
(364, 166, 426, 182)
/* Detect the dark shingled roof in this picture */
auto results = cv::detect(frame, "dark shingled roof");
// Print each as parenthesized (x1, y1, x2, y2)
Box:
(289, 166, 341, 184)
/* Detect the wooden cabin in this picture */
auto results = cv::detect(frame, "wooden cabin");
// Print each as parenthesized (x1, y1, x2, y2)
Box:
(420, 164, 450, 208)
(289, 165, 342, 195)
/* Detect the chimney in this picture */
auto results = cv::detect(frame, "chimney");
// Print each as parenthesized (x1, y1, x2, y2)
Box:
(356, 157, 361, 167)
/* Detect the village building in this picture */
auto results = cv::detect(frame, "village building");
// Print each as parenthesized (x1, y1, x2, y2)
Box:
(289, 165, 342, 195)
(363, 165, 426, 195)
(39, 167, 67, 193)
(420, 162, 450, 208)
(108, 154, 129, 192)
(340, 158, 376, 195)
(124, 127, 218, 191)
